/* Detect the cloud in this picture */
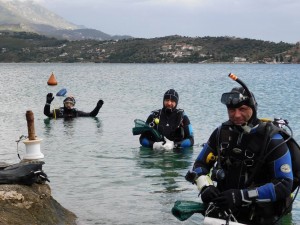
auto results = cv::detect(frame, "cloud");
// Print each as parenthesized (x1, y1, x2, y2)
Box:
(3, 0, 44, 2)
(31, 0, 300, 43)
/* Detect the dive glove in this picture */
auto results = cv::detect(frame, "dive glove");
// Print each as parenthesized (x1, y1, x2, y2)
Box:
(200, 185, 220, 204)
(46, 93, 54, 104)
(163, 137, 174, 150)
(97, 99, 104, 107)
(185, 170, 198, 183)
(213, 189, 242, 210)
(153, 141, 165, 150)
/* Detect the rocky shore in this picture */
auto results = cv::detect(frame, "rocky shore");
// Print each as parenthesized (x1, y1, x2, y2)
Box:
(0, 183, 77, 225)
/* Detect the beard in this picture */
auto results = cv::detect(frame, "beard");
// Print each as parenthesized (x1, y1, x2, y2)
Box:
(164, 107, 174, 114)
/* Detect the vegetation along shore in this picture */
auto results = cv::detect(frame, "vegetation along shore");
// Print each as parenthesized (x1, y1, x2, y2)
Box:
(1, 31, 300, 64)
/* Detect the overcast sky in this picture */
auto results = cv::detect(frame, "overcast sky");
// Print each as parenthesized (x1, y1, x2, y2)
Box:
(37, 0, 300, 43)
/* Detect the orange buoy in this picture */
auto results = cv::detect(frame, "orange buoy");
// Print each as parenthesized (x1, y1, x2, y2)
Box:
(47, 72, 58, 85)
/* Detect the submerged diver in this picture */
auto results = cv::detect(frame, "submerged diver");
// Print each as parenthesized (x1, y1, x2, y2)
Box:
(139, 89, 194, 150)
(185, 75, 293, 225)
(44, 93, 104, 118)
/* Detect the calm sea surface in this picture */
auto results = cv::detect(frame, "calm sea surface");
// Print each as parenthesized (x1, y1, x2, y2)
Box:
(0, 63, 300, 225)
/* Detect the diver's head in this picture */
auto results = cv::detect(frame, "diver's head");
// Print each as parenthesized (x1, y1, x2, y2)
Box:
(163, 89, 179, 113)
(63, 96, 76, 109)
(221, 87, 257, 125)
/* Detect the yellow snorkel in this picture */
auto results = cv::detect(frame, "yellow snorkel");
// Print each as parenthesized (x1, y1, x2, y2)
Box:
(53, 107, 57, 120)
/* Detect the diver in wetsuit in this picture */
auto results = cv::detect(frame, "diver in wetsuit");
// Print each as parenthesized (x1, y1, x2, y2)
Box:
(44, 93, 104, 118)
(185, 76, 293, 225)
(139, 89, 194, 150)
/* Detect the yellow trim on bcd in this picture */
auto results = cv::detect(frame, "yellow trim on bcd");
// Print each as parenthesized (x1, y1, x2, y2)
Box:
(206, 152, 217, 164)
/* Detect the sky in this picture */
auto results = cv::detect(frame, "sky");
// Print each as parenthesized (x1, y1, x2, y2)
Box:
(34, 0, 300, 43)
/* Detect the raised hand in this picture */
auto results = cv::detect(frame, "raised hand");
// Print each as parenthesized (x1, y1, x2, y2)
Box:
(46, 93, 54, 104)
(97, 99, 104, 107)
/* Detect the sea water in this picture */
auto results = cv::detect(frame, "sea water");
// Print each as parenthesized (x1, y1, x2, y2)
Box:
(0, 63, 299, 225)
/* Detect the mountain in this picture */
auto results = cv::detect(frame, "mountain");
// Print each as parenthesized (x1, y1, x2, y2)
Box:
(0, 0, 131, 40)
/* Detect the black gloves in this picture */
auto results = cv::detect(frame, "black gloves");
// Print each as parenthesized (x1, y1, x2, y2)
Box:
(200, 185, 220, 204)
(46, 93, 54, 104)
(19, 169, 50, 185)
(34, 170, 50, 184)
(185, 170, 198, 183)
(213, 189, 242, 210)
(97, 99, 104, 108)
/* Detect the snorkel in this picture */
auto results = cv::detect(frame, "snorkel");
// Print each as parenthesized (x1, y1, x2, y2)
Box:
(228, 73, 257, 111)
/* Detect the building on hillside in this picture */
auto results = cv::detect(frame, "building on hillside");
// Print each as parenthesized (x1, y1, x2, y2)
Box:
(233, 57, 247, 62)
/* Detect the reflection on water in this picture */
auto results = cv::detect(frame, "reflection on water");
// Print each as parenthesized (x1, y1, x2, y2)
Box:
(137, 147, 193, 170)
(43, 117, 103, 135)
(136, 147, 193, 194)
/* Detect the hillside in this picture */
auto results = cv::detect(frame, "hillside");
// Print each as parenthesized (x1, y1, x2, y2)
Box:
(0, 31, 299, 63)
(0, 0, 130, 41)
(0, 0, 79, 30)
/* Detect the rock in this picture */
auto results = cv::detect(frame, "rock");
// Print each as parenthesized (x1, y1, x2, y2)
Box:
(0, 183, 77, 225)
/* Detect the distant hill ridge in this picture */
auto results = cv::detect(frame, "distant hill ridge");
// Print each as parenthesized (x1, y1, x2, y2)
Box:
(1, 31, 299, 63)
(0, 0, 131, 40)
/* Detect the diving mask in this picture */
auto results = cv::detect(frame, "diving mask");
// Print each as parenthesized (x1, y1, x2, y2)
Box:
(221, 92, 249, 107)
(63, 96, 76, 106)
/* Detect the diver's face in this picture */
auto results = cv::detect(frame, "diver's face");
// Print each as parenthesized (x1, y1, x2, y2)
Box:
(64, 102, 74, 109)
(163, 99, 176, 109)
(227, 105, 253, 125)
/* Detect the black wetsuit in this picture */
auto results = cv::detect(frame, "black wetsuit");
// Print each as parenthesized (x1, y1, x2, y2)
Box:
(44, 103, 102, 118)
(191, 119, 293, 224)
(139, 108, 194, 149)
